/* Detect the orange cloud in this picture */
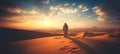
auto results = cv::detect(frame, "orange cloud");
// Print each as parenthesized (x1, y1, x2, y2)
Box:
(93, 6, 107, 21)
(8, 7, 38, 15)
(8, 7, 23, 13)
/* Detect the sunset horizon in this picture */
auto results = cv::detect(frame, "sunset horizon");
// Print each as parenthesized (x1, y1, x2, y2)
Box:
(0, 0, 120, 30)
(0, 0, 120, 54)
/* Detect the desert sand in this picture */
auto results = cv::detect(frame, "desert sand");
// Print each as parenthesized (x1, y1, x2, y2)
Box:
(5, 34, 120, 54)
(0, 28, 120, 54)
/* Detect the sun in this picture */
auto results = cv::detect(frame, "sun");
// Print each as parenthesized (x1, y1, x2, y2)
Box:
(39, 19, 56, 29)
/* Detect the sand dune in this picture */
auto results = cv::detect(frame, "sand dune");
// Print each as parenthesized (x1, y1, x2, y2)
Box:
(0, 27, 120, 54)
(1, 35, 120, 54)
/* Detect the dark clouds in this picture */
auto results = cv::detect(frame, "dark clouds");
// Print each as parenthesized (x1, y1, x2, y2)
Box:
(91, 0, 120, 26)
(0, 0, 21, 22)
(0, 0, 49, 22)
(101, 0, 120, 25)
(32, 0, 50, 15)
(15, 0, 50, 15)
(103, 0, 120, 16)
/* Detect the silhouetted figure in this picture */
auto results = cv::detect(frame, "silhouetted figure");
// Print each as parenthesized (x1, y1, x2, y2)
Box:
(63, 23, 68, 37)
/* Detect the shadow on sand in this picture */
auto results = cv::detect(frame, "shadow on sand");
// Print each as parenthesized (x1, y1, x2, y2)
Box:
(66, 36, 120, 54)
(67, 37, 99, 54)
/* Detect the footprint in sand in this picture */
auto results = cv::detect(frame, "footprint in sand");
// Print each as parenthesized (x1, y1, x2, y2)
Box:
(59, 46, 82, 54)
(67, 47, 82, 54)
(59, 46, 70, 51)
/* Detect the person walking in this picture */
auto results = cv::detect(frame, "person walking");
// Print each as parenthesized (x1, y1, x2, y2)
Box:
(63, 23, 68, 37)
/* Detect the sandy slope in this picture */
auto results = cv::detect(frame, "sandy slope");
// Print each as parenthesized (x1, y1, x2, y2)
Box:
(10, 36, 86, 54)
(9, 35, 120, 54)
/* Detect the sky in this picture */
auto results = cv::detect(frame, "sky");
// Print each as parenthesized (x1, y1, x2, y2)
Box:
(0, 0, 120, 30)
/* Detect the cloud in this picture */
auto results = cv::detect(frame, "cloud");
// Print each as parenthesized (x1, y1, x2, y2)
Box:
(78, 5, 83, 9)
(61, 3, 78, 14)
(81, 6, 89, 12)
(0, 0, 19, 18)
(59, 7, 78, 14)
(78, 4, 89, 12)
(72, 3, 75, 6)
(8, 7, 23, 13)
(0, 7, 39, 23)
(92, 4, 120, 27)
(49, 3, 79, 14)
(33, 0, 49, 5)
(28, 10, 38, 14)
(50, 6, 59, 11)
(49, 3, 90, 19)
(97, 15, 107, 21)
(64, 3, 69, 7)
(92, 6, 107, 21)
(42, 0, 50, 4)
(0, 0, 50, 23)
(92, 0, 120, 25)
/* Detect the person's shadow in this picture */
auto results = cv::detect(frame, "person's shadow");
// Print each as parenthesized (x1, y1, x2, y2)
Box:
(66, 37, 101, 54)
(66, 36, 120, 54)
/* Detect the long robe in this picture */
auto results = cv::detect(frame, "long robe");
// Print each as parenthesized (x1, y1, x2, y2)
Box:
(63, 23, 68, 37)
